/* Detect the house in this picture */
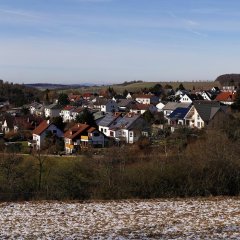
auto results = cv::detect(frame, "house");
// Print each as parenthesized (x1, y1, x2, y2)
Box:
(211, 87, 220, 93)
(129, 103, 157, 114)
(199, 91, 212, 101)
(162, 102, 191, 118)
(97, 112, 122, 137)
(175, 89, 189, 97)
(14, 115, 43, 132)
(117, 99, 136, 111)
(215, 92, 236, 105)
(167, 107, 191, 126)
(93, 98, 118, 113)
(126, 93, 133, 99)
(71, 107, 85, 121)
(101, 100, 118, 113)
(32, 120, 63, 149)
(112, 95, 125, 102)
(68, 94, 82, 103)
(1, 115, 14, 133)
(44, 103, 62, 118)
(179, 93, 204, 103)
(0, 114, 43, 134)
(108, 113, 149, 143)
(184, 101, 226, 129)
(156, 102, 165, 112)
(60, 105, 76, 122)
(29, 102, 44, 116)
(82, 92, 93, 100)
(64, 123, 107, 154)
(222, 85, 236, 92)
(134, 94, 159, 105)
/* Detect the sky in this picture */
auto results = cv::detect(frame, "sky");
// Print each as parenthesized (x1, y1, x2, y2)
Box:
(0, 0, 240, 84)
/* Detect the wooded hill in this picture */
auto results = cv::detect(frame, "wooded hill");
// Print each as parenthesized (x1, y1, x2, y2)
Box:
(215, 74, 240, 87)
(0, 80, 42, 107)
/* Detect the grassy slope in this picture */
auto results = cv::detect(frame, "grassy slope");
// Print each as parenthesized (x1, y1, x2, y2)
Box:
(68, 81, 220, 94)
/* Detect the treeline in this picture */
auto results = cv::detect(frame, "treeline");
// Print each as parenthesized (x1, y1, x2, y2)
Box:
(0, 127, 240, 201)
(0, 80, 42, 106)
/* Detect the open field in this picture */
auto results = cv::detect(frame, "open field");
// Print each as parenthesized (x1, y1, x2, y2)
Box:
(73, 81, 221, 94)
(0, 197, 239, 239)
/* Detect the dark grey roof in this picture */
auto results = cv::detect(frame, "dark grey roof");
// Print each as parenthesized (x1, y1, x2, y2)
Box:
(163, 102, 191, 111)
(97, 113, 122, 127)
(118, 99, 135, 107)
(194, 102, 222, 122)
(46, 103, 62, 110)
(109, 113, 141, 130)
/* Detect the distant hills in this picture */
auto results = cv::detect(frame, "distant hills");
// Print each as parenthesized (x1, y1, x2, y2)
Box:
(25, 83, 96, 90)
(215, 74, 240, 86)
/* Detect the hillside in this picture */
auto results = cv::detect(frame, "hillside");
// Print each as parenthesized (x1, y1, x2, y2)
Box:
(0, 80, 42, 107)
(25, 83, 94, 91)
(72, 81, 220, 94)
(215, 74, 240, 86)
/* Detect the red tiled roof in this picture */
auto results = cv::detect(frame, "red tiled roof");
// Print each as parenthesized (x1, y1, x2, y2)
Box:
(135, 94, 154, 99)
(68, 94, 81, 100)
(87, 127, 96, 133)
(215, 92, 236, 102)
(64, 123, 90, 139)
(131, 103, 150, 110)
(63, 105, 75, 111)
(32, 120, 49, 135)
(73, 107, 84, 113)
(82, 93, 92, 98)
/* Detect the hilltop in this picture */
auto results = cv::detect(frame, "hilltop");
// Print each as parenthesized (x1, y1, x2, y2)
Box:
(215, 74, 240, 86)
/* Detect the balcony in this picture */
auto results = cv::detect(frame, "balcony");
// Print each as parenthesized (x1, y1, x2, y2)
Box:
(81, 135, 89, 141)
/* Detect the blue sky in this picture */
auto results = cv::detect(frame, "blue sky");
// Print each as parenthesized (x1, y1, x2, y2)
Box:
(0, 0, 240, 84)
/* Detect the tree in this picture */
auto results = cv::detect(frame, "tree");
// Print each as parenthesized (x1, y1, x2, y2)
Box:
(52, 116, 65, 131)
(232, 89, 240, 111)
(150, 84, 162, 95)
(45, 89, 50, 104)
(21, 107, 30, 115)
(75, 108, 96, 126)
(143, 110, 154, 123)
(123, 89, 128, 97)
(177, 83, 185, 91)
(58, 93, 70, 106)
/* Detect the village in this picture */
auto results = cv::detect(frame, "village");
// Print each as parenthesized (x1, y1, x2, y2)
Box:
(0, 81, 237, 155)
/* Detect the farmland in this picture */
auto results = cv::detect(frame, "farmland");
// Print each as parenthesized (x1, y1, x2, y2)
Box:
(0, 197, 239, 239)
(65, 81, 220, 94)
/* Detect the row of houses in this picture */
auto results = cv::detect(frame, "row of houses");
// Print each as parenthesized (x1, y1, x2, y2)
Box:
(31, 111, 149, 153)
(1, 84, 237, 154)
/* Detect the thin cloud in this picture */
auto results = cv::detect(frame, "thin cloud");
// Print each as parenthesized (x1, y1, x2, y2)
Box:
(0, 8, 39, 19)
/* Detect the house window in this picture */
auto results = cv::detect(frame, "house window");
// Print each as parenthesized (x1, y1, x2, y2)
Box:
(110, 131, 114, 137)
(94, 132, 100, 137)
(197, 114, 200, 120)
(129, 132, 133, 137)
(100, 128, 103, 132)
(52, 130, 57, 134)
(104, 129, 107, 133)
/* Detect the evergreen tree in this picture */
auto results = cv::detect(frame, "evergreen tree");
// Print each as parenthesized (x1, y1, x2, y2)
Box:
(58, 93, 70, 106)
(75, 109, 96, 126)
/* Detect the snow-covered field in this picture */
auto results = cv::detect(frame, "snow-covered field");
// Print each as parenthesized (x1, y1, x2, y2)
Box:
(0, 198, 240, 239)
